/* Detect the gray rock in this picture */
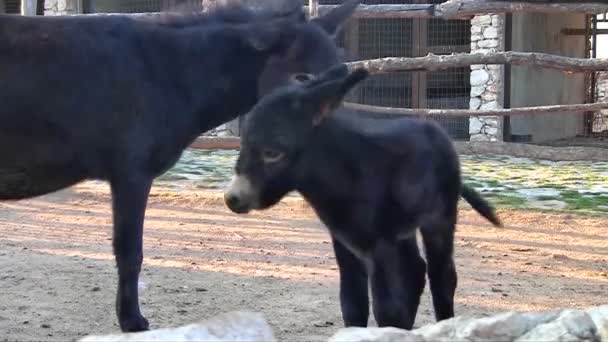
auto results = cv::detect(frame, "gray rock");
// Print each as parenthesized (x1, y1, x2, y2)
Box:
(79, 311, 275, 342)
(483, 27, 498, 39)
(478, 39, 499, 48)
(483, 125, 498, 136)
(471, 70, 490, 86)
(585, 305, 608, 341)
(471, 86, 485, 97)
(415, 312, 557, 342)
(469, 117, 483, 134)
(475, 48, 497, 55)
(470, 97, 482, 110)
(516, 310, 596, 342)
(472, 15, 492, 26)
(492, 15, 502, 26)
(484, 117, 499, 127)
(481, 92, 497, 102)
(480, 101, 500, 110)
(329, 327, 425, 342)
(470, 134, 492, 142)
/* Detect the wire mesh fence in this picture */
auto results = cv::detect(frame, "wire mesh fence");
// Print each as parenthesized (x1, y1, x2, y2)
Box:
(2, 0, 22, 13)
(327, 0, 473, 140)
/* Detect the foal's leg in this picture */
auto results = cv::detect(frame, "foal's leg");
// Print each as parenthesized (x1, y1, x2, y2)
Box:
(370, 238, 426, 329)
(421, 216, 458, 321)
(332, 238, 369, 327)
(111, 175, 153, 332)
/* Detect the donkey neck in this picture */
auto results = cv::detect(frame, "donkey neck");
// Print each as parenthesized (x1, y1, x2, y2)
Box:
(168, 25, 275, 134)
(296, 116, 374, 204)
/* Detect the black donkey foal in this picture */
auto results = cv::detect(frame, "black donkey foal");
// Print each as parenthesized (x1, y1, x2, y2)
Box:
(224, 65, 503, 329)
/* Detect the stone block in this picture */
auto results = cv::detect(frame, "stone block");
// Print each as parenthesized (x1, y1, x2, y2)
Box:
(79, 311, 275, 342)
(492, 14, 503, 26)
(480, 101, 500, 110)
(478, 39, 499, 48)
(471, 86, 485, 97)
(329, 327, 425, 342)
(483, 27, 498, 39)
(470, 69, 489, 87)
(472, 15, 492, 26)
(517, 310, 596, 342)
(470, 97, 481, 110)
(481, 92, 497, 102)
(469, 116, 483, 134)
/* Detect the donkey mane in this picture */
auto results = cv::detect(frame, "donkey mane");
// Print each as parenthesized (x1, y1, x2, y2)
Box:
(147, 1, 306, 28)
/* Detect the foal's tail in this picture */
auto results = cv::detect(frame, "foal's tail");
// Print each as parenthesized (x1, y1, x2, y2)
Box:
(461, 185, 503, 227)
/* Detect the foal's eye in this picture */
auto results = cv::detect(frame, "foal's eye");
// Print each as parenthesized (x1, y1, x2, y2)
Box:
(261, 149, 284, 163)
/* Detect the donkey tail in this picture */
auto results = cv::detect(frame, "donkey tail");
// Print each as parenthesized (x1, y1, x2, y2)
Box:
(461, 185, 503, 227)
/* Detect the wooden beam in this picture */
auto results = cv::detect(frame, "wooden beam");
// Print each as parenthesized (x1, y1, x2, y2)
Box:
(69, 1, 608, 21)
(437, 0, 608, 19)
(309, 1, 608, 20)
(345, 51, 608, 74)
(314, 4, 435, 19)
(187, 103, 608, 150)
(308, 0, 318, 18)
(342, 102, 608, 117)
(190, 137, 240, 150)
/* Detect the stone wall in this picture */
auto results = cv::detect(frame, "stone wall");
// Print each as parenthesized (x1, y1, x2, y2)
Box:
(44, 0, 79, 15)
(469, 14, 505, 142)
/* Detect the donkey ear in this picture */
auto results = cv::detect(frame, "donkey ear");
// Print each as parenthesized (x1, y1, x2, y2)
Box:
(303, 68, 369, 126)
(310, 0, 360, 37)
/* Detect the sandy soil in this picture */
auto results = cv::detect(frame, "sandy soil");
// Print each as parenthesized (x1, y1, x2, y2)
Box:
(1, 182, 607, 341)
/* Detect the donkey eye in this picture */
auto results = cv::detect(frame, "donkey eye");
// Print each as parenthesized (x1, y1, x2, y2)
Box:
(261, 149, 284, 163)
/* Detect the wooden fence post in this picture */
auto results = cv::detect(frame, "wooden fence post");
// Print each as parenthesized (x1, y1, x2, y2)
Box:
(21, 0, 36, 15)
(309, 0, 318, 18)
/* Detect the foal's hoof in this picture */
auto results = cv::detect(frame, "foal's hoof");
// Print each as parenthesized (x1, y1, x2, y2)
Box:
(119, 315, 149, 332)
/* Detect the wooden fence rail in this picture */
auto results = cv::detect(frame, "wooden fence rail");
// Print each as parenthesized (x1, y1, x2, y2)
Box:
(305, 0, 608, 20)
(345, 52, 608, 74)
(343, 102, 608, 117)
(66, 1, 608, 20)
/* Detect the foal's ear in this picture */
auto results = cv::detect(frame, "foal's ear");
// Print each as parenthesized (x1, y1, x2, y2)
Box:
(310, 0, 360, 37)
(303, 68, 369, 126)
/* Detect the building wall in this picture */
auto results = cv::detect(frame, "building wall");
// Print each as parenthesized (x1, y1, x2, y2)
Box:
(469, 14, 505, 142)
(509, 13, 586, 142)
(44, 0, 78, 15)
(593, 16, 608, 133)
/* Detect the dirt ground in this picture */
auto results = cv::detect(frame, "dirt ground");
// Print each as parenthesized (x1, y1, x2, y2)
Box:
(1, 182, 607, 341)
